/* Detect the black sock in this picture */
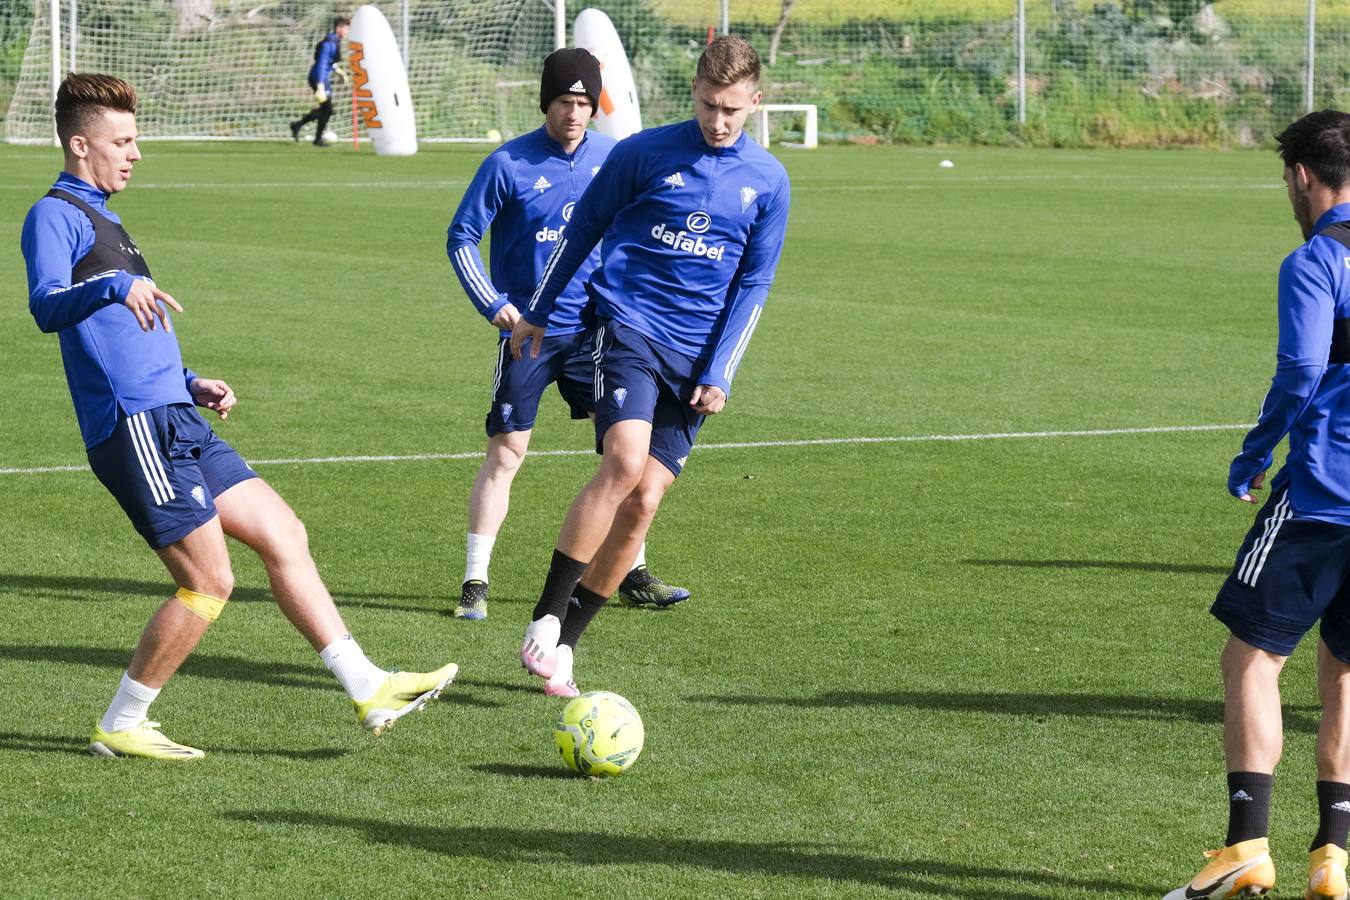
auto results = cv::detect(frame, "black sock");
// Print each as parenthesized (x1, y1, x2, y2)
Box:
(559, 585, 607, 649)
(1312, 781, 1350, 850)
(530, 549, 588, 622)
(1226, 772, 1273, 846)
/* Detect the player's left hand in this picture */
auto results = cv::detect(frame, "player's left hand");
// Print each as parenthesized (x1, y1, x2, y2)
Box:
(510, 319, 547, 361)
(190, 378, 237, 420)
(690, 385, 726, 415)
(313, 83, 329, 104)
(331, 65, 350, 84)
(1238, 470, 1267, 505)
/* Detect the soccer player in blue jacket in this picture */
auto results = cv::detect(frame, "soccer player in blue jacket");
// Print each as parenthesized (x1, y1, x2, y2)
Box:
(289, 16, 348, 146)
(511, 36, 791, 696)
(21, 73, 457, 760)
(1166, 111, 1350, 900)
(447, 48, 688, 620)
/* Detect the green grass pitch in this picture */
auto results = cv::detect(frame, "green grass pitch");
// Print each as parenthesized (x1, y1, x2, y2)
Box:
(0, 138, 1316, 897)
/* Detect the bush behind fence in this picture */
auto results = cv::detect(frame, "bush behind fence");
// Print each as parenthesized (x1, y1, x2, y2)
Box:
(2, 1, 1345, 147)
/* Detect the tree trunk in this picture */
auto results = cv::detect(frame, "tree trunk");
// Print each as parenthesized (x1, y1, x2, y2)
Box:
(768, 0, 798, 67)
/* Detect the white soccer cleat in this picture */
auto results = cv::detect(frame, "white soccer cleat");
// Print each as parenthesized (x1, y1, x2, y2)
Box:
(521, 614, 561, 678)
(544, 644, 579, 698)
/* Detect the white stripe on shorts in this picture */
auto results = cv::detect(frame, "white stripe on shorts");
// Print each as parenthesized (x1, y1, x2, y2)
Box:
(592, 323, 606, 401)
(1238, 493, 1291, 587)
(127, 412, 175, 506)
(491, 337, 508, 397)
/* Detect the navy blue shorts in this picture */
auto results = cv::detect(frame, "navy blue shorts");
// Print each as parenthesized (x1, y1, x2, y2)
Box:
(86, 404, 258, 550)
(1211, 482, 1350, 660)
(591, 320, 705, 477)
(486, 330, 594, 436)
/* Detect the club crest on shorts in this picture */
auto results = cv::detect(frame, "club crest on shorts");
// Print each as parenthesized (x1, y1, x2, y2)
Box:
(612, 387, 627, 408)
(501, 402, 513, 422)
(191, 485, 207, 508)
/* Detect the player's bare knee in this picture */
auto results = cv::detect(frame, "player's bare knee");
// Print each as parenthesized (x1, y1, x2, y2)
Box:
(598, 452, 645, 495)
(274, 514, 310, 560)
(623, 483, 664, 525)
(1221, 637, 1287, 683)
(487, 446, 526, 478)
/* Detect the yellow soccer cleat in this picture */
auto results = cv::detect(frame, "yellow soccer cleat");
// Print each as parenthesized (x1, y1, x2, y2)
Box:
(1308, 844, 1349, 900)
(354, 662, 458, 735)
(1164, 838, 1275, 899)
(87, 720, 204, 760)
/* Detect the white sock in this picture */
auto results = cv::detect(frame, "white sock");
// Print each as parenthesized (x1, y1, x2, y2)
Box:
(98, 671, 160, 733)
(464, 532, 496, 584)
(632, 541, 647, 570)
(319, 635, 387, 702)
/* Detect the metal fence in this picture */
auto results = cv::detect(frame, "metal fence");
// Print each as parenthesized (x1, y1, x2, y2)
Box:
(2, 1, 1348, 147)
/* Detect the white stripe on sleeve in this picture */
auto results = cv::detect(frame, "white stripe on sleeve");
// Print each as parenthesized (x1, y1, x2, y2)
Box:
(454, 247, 499, 308)
(723, 304, 763, 384)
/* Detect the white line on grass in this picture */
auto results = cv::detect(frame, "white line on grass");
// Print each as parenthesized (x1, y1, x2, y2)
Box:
(0, 174, 1278, 192)
(0, 180, 468, 190)
(0, 423, 1251, 477)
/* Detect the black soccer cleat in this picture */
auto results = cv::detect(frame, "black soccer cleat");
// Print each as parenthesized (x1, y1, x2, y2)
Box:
(289, 120, 302, 142)
(617, 566, 691, 608)
(454, 579, 488, 620)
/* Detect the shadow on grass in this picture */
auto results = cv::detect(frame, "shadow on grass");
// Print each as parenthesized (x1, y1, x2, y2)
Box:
(0, 573, 454, 615)
(454, 676, 544, 697)
(685, 690, 1321, 735)
(0, 731, 85, 753)
(964, 558, 1230, 575)
(0, 643, 332, 691)
(0, 731, 349, 761)
(469, 762, 576, 780)
(224, 811, 1163, 897)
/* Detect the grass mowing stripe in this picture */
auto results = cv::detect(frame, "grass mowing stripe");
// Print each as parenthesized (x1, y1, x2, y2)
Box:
(0, 422, 1252, 476)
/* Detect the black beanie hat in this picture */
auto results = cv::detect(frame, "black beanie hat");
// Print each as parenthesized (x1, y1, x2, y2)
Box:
(540, 47, 602, 115)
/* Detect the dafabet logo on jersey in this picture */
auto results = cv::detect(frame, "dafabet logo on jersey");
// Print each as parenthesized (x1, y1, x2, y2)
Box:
(650, 211, 726, 261)
(536, 202, 576, 243)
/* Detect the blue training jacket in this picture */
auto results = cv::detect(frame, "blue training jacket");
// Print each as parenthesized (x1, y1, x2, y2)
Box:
(309, 32, 341, 89)
(21, 173, 195, 449)
(1229, 203, 1350, 524)
(448, 126, 615, 335)
(524, 118, 791, 396)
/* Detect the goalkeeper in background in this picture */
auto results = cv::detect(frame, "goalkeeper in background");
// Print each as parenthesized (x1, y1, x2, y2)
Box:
(289, 15, 349, 146)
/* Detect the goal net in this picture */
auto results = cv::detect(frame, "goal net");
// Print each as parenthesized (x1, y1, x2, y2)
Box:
(4, 0, 564, 142)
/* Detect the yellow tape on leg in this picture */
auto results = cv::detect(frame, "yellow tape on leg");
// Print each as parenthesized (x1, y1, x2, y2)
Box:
(175, 587, 227, 622)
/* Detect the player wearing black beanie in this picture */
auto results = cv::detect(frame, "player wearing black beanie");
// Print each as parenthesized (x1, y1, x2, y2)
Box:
(539, 47, 602, 115)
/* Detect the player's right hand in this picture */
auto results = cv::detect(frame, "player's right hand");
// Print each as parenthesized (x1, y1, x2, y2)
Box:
(314, 83, 329, 104)
(510, 319, 546, 361)
(492, 303, 521, 331)
(124, 279, 182, 332)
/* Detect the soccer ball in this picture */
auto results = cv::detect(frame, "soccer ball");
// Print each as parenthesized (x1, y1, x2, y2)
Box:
(319, 129, 338, 146)
(554, 691, 644, 777)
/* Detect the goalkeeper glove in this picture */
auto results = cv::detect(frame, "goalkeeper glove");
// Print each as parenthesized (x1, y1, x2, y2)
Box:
(331, 65, 350, 84)
(313, 83, 329, 104)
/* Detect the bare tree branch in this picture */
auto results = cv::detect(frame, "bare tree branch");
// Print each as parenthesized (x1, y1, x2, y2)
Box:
(768, 0, 798, 67)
